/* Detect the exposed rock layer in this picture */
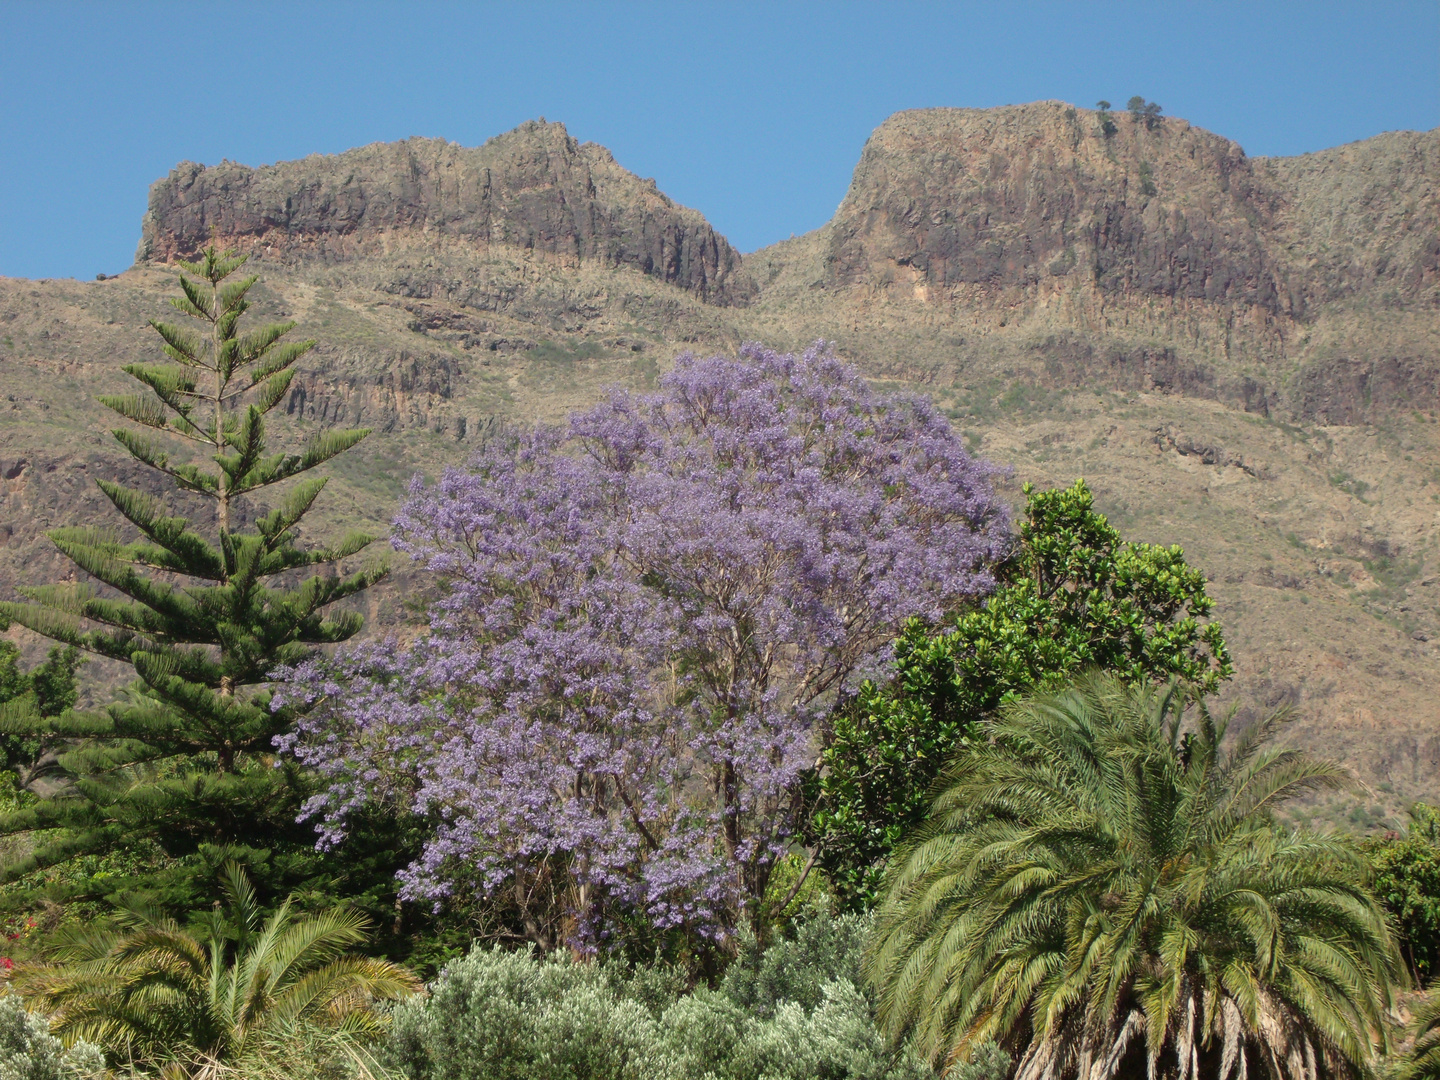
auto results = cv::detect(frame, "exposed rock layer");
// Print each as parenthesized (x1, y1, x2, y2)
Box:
(824, 103, 1439, 315)
(138, 121, 755, 306)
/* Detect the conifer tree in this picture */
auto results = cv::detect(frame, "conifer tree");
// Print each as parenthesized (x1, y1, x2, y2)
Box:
(0, 248, 386, 908)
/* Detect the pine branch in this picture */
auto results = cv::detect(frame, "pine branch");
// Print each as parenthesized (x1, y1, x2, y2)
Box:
(114, 365, 211, 442)
(217, 406, 267, 492)
(46, 529, 205, 626)
(0, 600, 156, 664)
(131, 653, 270, 732)
(95, 480, 225, 579)
(217, 275, 258, 318)
(256, 477, 327, 547)
(173, 275, 214, 321)
(249, 368, 296, 415)
(111, 430, 220, 496)
(121, 362, 204, 401)
(148, 319, 206, 366)
(247, 337, 315, 381)
(297, 428, 371, 472)
(255, 532, 379, 577)
(98, 393, 169, 430)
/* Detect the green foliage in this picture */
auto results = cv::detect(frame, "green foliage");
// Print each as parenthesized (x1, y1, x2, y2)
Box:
(720, 905, 869, 1018)
(13, 863, 419, 1078)
(1138, 159, 1157, 197)
(809, 480, 1232, 908)
(1095, 100, 1117, 138)
(1403, 990, 1440, 1080)
(948, 1042, 1010, 1080)
(0, 643, 81, 788)
(384, 906, 931, 1080)
(0, 248, 389, 916)
(757, 851, 831, 929)
(1127, 95, 1164, 129)
(1368, 805, 1440, 981)
(0, 995, 103, 1080)
(867, 674, 1399, 1079)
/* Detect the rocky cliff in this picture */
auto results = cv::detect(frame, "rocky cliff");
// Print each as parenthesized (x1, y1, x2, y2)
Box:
(823, 102, 1439, 315)
(137, 121, 755, 306)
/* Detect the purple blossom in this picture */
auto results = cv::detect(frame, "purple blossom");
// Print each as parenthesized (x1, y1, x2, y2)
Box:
(277, 343, 1008, 946)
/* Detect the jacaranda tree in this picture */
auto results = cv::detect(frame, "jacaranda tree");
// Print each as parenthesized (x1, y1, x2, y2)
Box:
(279, 344, 1008, 949)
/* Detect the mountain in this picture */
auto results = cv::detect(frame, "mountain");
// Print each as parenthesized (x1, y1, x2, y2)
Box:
(2, 104, 1437, 825)
(137, 121, 754, 306)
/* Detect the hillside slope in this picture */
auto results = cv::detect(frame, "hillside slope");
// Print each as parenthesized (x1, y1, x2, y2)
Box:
(2, 105, 1437, 824)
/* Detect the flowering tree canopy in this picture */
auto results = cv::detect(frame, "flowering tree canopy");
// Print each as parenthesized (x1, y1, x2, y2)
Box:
(278, 344, 1008, 947)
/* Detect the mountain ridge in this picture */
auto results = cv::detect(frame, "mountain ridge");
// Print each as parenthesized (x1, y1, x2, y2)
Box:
(137, 120, 756, 306)
(3, 101, 1438, 827)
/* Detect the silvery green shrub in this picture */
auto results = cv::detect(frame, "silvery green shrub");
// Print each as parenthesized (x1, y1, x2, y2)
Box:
(948, 1041, 1011, 1080)
(720, 907, 871, 1017)
(0, 996, 104, 1080)
(384, 908, 934, 1080)
(382, 947, 660, 1080)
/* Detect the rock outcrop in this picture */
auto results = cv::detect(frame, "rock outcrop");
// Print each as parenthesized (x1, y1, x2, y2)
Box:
(822, 102, 1439, 316)
(137, 121, 755, 307)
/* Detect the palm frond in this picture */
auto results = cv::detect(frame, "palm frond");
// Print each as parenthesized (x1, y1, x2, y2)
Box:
(867, 671, 1401, 1080)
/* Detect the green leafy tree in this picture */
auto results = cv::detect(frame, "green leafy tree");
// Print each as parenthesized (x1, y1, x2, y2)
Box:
(0, 642, 82, 790)
(1367, 804, 1440, 982)
(867, 673, 1400, 1080)
(1095, 100, 1117, 138)
(14, 863, 419, 1077)
(1128, 95, 1164, 129)
(0, 248, 386, 911)
(808, 480, 1231, 908)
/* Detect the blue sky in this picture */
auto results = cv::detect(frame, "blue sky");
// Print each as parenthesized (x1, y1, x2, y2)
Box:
(1, 1, 1435, 280)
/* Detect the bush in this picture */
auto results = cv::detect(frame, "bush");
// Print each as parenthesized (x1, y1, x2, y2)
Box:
(0, 996, 103, 1080)
(1368, 804, 1440, 981)
(383, 908, 931, 1080)
(721, 906, 869, 1017)
(382, 948, 661, 1080)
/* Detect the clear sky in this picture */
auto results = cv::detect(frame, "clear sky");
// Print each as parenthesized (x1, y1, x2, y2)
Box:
(1, 1, 1436, 280)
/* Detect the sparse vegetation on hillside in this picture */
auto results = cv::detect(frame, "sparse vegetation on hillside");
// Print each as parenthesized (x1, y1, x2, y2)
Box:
(1127, 94, 1163, 128)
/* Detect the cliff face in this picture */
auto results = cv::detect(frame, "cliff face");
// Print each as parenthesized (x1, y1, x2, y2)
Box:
(137, 121, 756, 306)
(823, 102, 1439, 316)
(1263, 130, 1440, 309)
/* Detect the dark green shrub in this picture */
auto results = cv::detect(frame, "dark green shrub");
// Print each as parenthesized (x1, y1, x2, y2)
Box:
(1368, 804, 1440, 981)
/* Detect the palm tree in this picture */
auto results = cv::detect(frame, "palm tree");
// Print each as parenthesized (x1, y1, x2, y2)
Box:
(867, 673, 1401, 1080)
(14, 863, 419, 1077)
(1402, 990, 1440, 1080)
